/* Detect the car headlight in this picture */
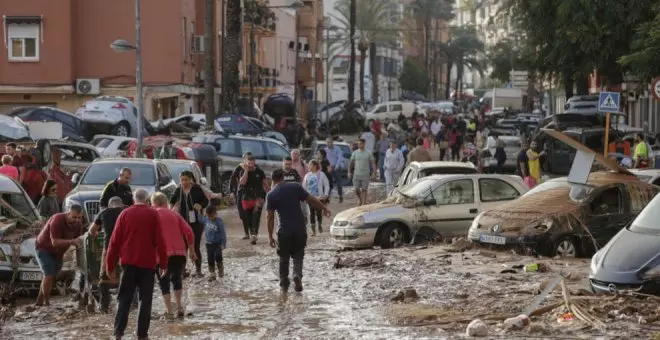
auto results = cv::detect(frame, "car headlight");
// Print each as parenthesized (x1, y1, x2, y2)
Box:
(590, 250, 603, 274)
(349, 216, 365, 227)
(0, 248, 7, 262)
(64, 198, 81, 212)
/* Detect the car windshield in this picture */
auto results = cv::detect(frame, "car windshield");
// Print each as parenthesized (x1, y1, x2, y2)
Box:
(0, 116, 30, 141)
(421, 166, 477, 176)
(164, 163, 193, 184)
(81, 163, 155, 186)
(630, 194, 660, 233)
(636, 175, 652, 183)
(90, 138, 112, 148)
(401, 178, 438, 198)
(0, 191, 39, 224)
(524, 179, 594, 201)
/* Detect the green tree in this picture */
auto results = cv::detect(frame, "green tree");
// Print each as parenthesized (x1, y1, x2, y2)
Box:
(399, 59, 429, 95)
(331, 0, 399, 103)
(223, 0, 242, 112)
(439, 26, 484, 98)
(619, 4, 660, 82)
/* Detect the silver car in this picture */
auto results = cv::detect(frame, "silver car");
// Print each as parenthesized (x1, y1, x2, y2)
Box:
(483, 136, 522, 172)
(396, 161, 478, 188)
(76, 96, 140, 137)
(330, 174, 528, 249)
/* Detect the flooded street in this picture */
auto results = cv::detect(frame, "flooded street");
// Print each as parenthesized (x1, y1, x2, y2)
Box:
(2, 184, 660, 339)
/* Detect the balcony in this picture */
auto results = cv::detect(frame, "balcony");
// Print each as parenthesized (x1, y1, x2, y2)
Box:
(240, 67, 279, 94)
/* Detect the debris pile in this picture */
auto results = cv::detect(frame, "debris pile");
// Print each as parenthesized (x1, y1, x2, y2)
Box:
(446, 238, 472, 253)
(333, 255, 384, 269)
(391, 288, 419, 302)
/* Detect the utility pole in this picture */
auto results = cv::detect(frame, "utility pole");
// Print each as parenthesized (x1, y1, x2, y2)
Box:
(135, 0, 144, 157)
(347, 0, 356, 106)
(219, 0, 227, 114)
(204, 0, 216, 127)
(293, 13, 301, 118)
(249, 17, 256, 116)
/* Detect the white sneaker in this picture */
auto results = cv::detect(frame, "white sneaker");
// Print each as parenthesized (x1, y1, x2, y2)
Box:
(250, 235, 257, 245)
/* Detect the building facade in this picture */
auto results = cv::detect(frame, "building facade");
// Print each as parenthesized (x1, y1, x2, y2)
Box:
(1, 0, 206, 119)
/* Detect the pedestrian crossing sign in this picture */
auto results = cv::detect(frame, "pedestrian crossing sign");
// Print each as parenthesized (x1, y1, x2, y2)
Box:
(598, 92, 620, 112)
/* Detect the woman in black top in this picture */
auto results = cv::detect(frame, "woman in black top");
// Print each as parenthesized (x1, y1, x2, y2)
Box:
(316, 149, 332, 200)
(170, 171, 209, 276)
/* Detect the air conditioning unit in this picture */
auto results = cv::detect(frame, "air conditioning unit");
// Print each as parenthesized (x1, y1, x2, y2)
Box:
(191, 35, 204, 54)
(76, 78, 101, 95)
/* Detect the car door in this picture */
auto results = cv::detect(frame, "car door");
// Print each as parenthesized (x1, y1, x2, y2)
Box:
(266, 141, 290, 163)
(239, 139, 272, 172)
(419, 178, 479, 237)
(156, 163, 176, 198)
(213, 137, 241, 171)
(477, 178, 522, 211)
(389, 103, 403, 121)
(584, 186, 628, 249)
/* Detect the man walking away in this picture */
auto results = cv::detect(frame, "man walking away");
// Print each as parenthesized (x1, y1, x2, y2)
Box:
(35, 206, 84, 306)
(384, 140, 405, 196)
(201, 205, 227, 280)
(324, 138, 344, 203)
(100, 168, 134, 208)
(89, 197, 124, 313)
(406, 138, 432, 165)
(238, 155, 269, 245)
(106, 188, 168, 340)
(349, 139, 377, 206)
(151, 192, 196, 320)
(230, 152, 252, 240)
(266, 169, 330, 292)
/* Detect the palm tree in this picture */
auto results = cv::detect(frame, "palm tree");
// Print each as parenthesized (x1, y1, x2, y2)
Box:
(348, 0, 357, 106)
(223, 0, 242, 112)
(331, 0, 400, 103)
(440, 26, 485, 99)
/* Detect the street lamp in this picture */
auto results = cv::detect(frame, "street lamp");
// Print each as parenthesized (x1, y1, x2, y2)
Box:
(248, 0, 304, 117)
(110, 0, 144, 157)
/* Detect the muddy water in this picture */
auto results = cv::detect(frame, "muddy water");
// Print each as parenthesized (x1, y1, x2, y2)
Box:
(2, 184, 660, 339)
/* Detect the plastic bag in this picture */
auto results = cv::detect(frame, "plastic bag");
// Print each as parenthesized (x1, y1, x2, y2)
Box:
(524, 176, 537, 189)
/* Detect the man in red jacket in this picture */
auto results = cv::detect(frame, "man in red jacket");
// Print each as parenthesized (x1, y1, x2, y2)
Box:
(106, 188, 168, 340)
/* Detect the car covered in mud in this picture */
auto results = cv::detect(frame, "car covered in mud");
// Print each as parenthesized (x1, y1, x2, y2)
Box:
(468, 172, 658, 257)
(0, 174, 75, 290)
(628, 169, 660, 186)
(396, 161, 478, 188)
(330, 174, 527, 249)
(589, 191, 660, 295)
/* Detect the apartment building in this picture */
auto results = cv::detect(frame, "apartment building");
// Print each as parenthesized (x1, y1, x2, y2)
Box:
(0, 0, 210, 119)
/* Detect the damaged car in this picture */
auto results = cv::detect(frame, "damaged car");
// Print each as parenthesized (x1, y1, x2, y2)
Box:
(330, 174, 527, 249)
(467, 172, 657, 257)
(589, 189, 660, 295)
(0, 174, 76, 290)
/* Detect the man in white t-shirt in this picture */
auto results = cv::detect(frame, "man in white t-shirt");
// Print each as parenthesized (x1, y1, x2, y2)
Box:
(360, 126, 376, 153)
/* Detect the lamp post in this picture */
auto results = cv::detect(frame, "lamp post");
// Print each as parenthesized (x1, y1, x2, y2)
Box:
(323, 18, 338, 123)
(110, 0, 143, 157)
(248, 0, 304, 117)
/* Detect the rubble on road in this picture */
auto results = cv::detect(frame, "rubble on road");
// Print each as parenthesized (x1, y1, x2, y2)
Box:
(391, 288, 419, 302)
(465, 319, 488, 337)
(333, 255, 385, 269)
(445, 238, 472, 252)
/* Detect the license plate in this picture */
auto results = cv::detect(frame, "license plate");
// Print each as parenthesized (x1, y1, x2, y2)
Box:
(20, 272, 43, 281)
(479, 234, 506, 245)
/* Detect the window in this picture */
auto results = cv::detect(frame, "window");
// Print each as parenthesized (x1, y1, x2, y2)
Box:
(479, 178, 520, 202)
(432, 179, 475, 204)
(266, 142, 290, 161)
(7, 23, 40, 61)
(56, 145, 98, 163)
(399, 168, 413, 187)
(91, 138, 113, 148)
(81, 163, 156, 186)
(590, 187, 621, 215)
(374, 105, 387, 113)
(49, 109, 78, 129)
(390, 104, 403, 112)
(215, 138, 240, 157)
(240, 140, 267, 160)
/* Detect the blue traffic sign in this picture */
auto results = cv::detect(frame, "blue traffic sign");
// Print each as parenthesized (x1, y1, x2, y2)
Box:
(598, 91, 620, 112)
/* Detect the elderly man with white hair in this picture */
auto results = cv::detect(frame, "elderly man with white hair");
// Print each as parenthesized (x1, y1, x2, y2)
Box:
(106, 188, 168, 340)
(290, 148, 307, 178)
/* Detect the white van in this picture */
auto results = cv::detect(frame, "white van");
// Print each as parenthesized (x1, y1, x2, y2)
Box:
(365, 101, 416, 122)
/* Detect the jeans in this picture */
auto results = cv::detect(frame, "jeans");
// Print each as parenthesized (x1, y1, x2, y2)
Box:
(308, 203, 322, 230)
(330, 170, 343, 198)
(277, 230, 307, 287)
(244, 205, 263, 236)
(378, 152, 386, 182)
(158, 256, 185, 295)
(237, 198, 250, 236)
(114, 265, 155, 338)
(190, 223, 203, 271)
(205, 243, 224, 271)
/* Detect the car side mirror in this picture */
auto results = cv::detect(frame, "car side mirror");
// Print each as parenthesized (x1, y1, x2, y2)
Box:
(71, 173, 81, 185)
(201, 177, 208, 186)
(423, 198, 436, 206)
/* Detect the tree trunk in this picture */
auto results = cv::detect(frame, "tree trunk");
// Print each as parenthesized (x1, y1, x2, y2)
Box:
(424, 20, 431, 98)
(204, 0, 216, 127)
(359, 48, 367, 103)
(348, 0, 357, 106)
(576, 76, 589, 95)
(454, 61, 461, 100)
(445, 60, 453, 99)
(224, 0, 242, 112)
(562, 70, 574, 100)
(369, 42, 378, 104)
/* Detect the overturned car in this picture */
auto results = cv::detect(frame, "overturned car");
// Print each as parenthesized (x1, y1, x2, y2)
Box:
(468, 172, 657, 257)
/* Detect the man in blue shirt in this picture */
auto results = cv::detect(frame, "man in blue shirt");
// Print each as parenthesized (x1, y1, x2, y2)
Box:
(266, 169, 330, 293)
(324, 137, 344, 203)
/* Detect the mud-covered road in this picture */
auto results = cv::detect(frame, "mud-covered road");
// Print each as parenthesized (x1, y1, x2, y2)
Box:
(2, 185, 660, 339)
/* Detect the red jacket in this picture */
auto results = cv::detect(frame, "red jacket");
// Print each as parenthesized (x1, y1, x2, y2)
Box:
(106, 204, 168, 273)
(154, 208, 194, 260)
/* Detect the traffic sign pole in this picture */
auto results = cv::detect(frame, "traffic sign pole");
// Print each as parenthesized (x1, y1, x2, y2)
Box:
(604, 112, 610, 157)
(598, 91, 620, 158)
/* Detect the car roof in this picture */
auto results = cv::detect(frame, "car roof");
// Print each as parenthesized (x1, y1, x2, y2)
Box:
(199, 133, 282, 144)
(0, 174, 24, 193)
(629, 169, 660, 176)
(160, 159, 196, 166)
(91, 157, 158, 165)
(410, 161, 476, 169)
(92, 134, 136, 140)
(424, 173, 522, 182)
(540, 172, 644, 188)
(315, 140, 350, 146)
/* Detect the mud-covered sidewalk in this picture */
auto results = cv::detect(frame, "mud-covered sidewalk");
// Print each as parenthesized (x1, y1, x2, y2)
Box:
(2, 186, 660, 339)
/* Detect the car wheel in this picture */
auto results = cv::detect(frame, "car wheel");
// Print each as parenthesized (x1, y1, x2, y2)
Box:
(112, 122, 131, 137)
(552, 236, 578, 258)
(220, 172, 232, 196)
(380, 223, 407, 249)
(36, 139, 52, 168)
